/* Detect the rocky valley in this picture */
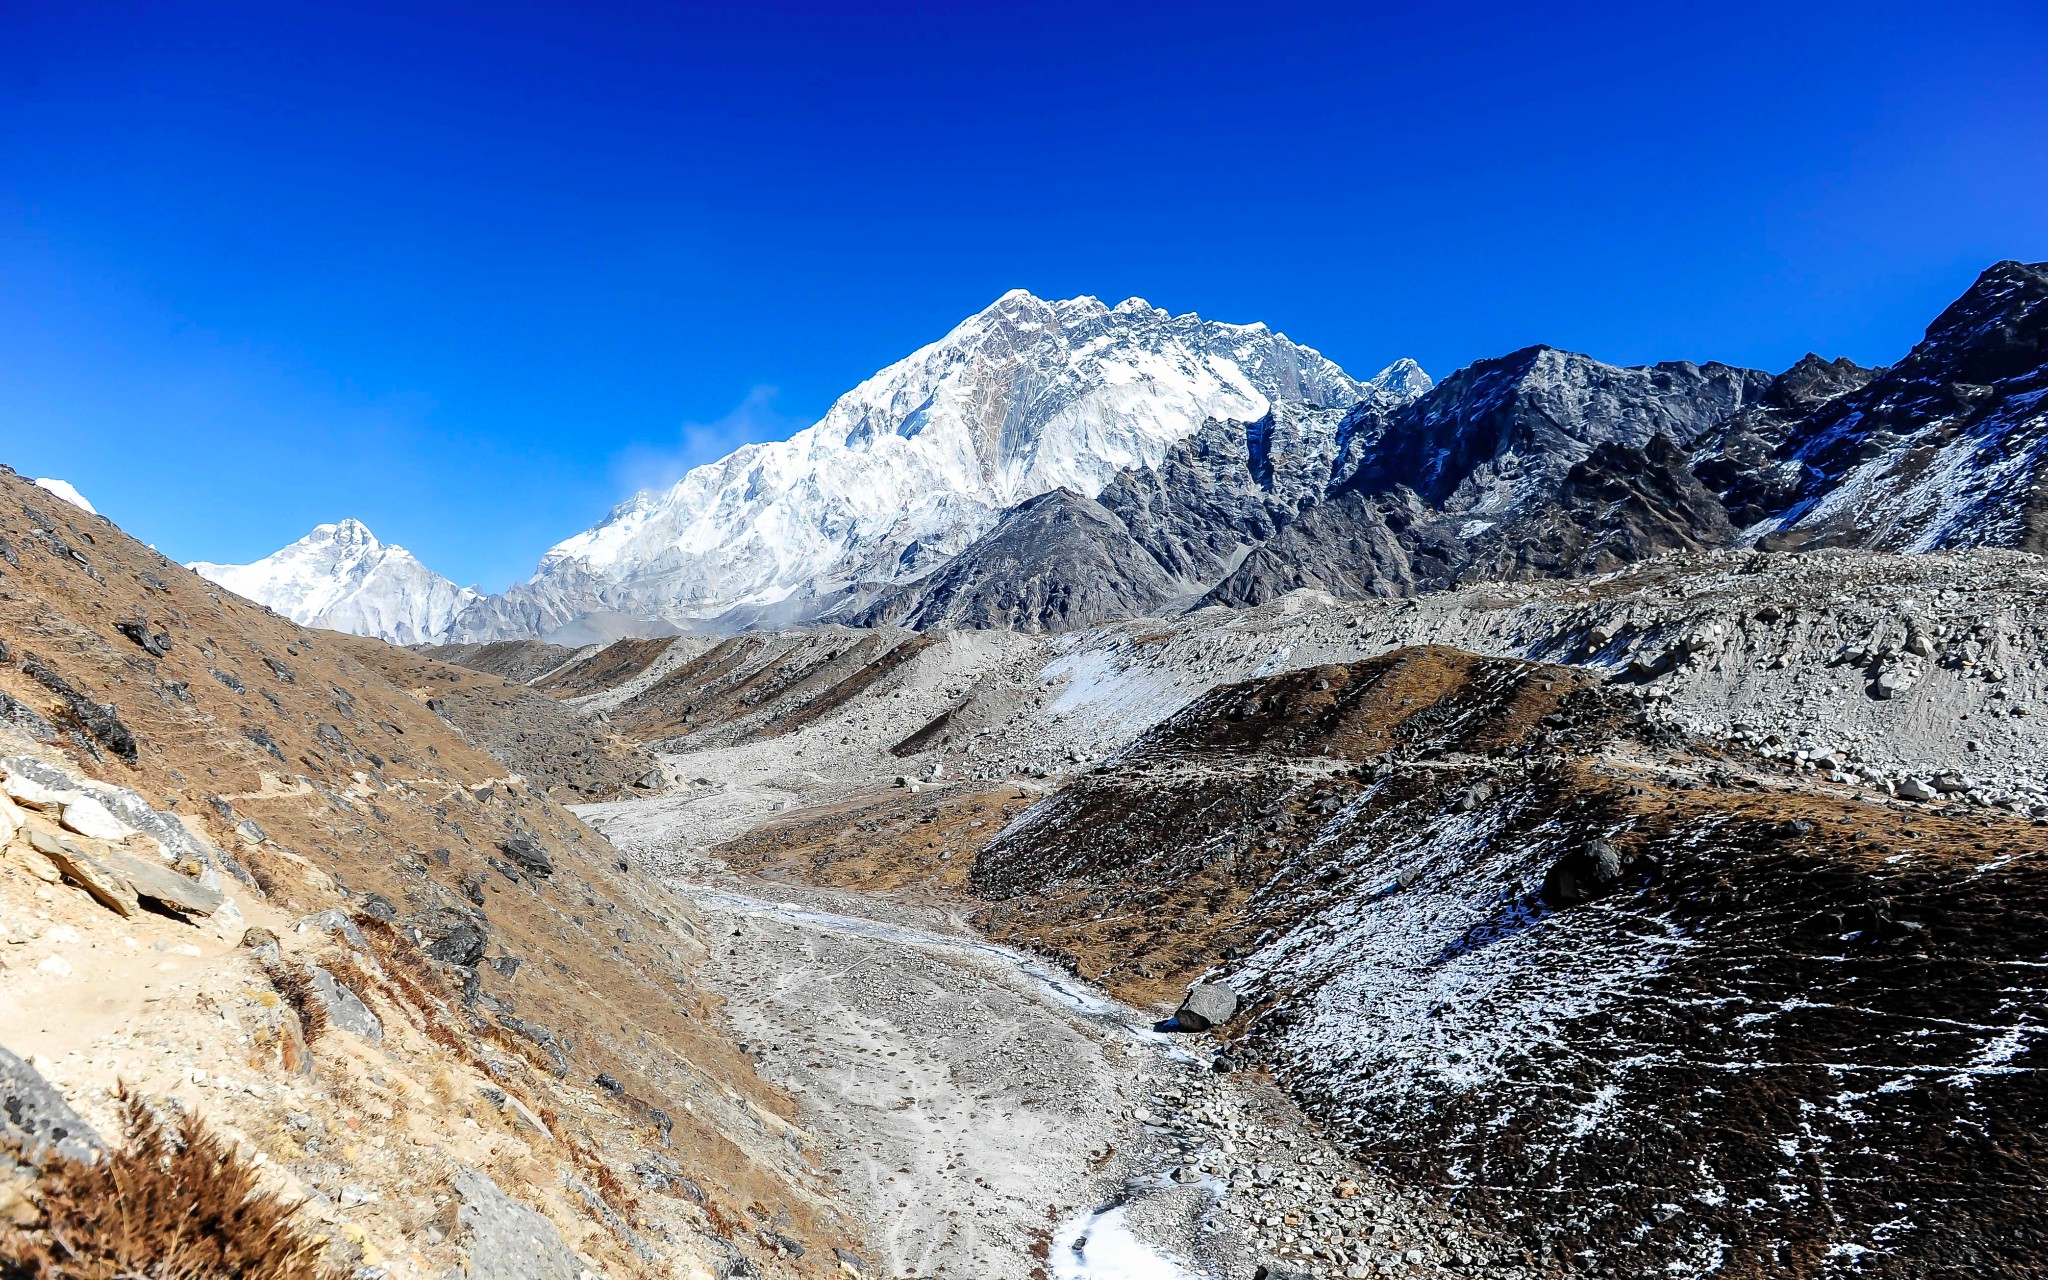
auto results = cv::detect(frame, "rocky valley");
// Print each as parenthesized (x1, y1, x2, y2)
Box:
(5, 259, 2046, 1280)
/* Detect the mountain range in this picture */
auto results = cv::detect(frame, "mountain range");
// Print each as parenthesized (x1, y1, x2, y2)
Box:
(194, 261, 2048, 644)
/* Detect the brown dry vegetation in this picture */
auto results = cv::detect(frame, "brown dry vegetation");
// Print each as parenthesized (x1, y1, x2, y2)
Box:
(1, 1094, 329, 1280)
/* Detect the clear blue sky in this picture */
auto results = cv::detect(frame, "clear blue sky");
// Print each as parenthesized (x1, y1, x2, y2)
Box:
(4, 1, 2044, 589)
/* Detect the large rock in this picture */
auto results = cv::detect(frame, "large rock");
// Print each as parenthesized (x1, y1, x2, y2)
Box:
(500, 832, 554, 879)
(27, 828, 137, 916)
(0, 1045, 103, 1175)
(1542, 838, 1624, 906)
(1174, 981, 1241, 1032)
(449, 1164, 602, 1280)
(57, 794, 135, 842)
(97, 845, 223, 916)
(308, 966, 382, 1043)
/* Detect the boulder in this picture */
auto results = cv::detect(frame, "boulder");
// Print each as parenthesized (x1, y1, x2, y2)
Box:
(3, 771, 78, 812)
(307, 966, 382, 1043)
(57, 794, 136, 843)
(1174, 981, 1241, 1032)
(449, 1165, 599, 1280)
(1542, 838, 1625, 907)
(96, 846, 223, 916)
(27, 828, 137, 916)
(500, 832, 554, 878)
(0, 1046, 103, 1176)
(1897, 777, 1936, 802)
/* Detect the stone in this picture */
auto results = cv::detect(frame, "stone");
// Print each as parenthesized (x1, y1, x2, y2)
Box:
(1897, 777, 1936, 802)
(0, 1046, 103, 1175)
(0, 791, 18, 846)
(424, 922, 488, 967)
(449, 1165, 599, 1280)
(307, 966, 382, 1043)
(1255, 1266, 1315, 1280)
(96, 845, 223, 916)
(1175, 980, 1241, 1032)
(3, 771, 78, 812)
(499, 832, 554, 878)
(1542, 839, 1624, 907)
(27, 828, 137, 916)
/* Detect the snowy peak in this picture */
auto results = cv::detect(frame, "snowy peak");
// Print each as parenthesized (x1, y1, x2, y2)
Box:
(32, 478, 96, 515)
(190, 520, 477, 646)
(453, 290, 1415, 639)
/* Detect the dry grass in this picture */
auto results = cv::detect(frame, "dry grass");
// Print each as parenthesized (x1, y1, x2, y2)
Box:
(261, 962, 327, 1045)
(0, 1092, 331, 1280)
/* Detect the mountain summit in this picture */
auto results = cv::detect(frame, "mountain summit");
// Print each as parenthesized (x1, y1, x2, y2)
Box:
(448, 290, 1418, 639)
(190, 518, 478, 645)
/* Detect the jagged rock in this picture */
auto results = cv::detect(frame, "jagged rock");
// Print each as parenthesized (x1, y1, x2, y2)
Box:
(499, 832, 554, 878)
(1542, 839, 1624, 906)
(423, 922, 488, 967)
(113, 617, 171, 657)
(17, 656, 137, 763)
(95, 845, 223, 916)
(57, 794, 134, 842)
(307, 966, 382, 1043)
(3, 769, 78, 811)
(448, 1165, 601, 1280)
(0, 1046, 103, 1175)
(1898, 777, 1937, 802)
(27, 828, 137, 916)
(1175, 981, 1241, 1031)
(0, 693, 56, 742)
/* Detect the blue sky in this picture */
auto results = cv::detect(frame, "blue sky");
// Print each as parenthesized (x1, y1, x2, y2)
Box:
(4, 1, 2044, 589)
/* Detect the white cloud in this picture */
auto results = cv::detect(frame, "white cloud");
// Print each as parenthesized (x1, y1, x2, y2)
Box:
(613, 385, 809, 497)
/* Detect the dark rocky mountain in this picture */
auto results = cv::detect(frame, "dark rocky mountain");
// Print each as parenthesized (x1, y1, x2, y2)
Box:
(852, 489, 1179, 632)
(874, 260, 2046, 630)
(1758, 258, 2048, 552)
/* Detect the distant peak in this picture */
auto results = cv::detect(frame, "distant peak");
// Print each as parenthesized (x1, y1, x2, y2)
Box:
(313, 518, 380, 546)
(31, 478, 96, 516)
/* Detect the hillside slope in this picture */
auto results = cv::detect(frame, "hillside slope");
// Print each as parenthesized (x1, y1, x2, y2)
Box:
(0, 465, 855, 1278)
(975, 647, 2048, 1278)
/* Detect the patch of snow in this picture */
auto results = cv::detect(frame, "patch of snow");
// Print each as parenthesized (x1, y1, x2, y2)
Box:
(31, 478, 95, 514)
(1050, 1203, 1196, 1280)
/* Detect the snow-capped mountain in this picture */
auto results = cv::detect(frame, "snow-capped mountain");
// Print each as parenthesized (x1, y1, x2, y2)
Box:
(449, 290, 1420, 639)
(32, 478, 96, 515)
(190, 519, 478, 645)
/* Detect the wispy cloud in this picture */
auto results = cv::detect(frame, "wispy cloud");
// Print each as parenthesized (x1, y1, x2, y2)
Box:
(612, 385, 811, 497)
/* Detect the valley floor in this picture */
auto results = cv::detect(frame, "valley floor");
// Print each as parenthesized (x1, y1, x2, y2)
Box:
(582, 793, 1478, 1280)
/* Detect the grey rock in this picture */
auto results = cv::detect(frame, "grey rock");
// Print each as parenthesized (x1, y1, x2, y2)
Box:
(499, 832, 554, 879)
(294, 908, 372, 950)
(308, 966, 382, 1043)
(449, 1164, 603, 1280)
(0, 1044, 104, 1174)
(96, 845, 223, 916)
(1175, 980, 1241, 1032)
(1542, 838, 1625, 906)
(27, 828, 138, 917)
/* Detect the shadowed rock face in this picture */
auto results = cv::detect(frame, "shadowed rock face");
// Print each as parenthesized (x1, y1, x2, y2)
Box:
(972, 646, 2048, 1279)
(854, 489, 1180, 633)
